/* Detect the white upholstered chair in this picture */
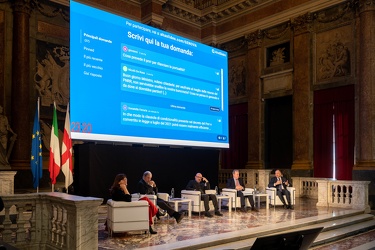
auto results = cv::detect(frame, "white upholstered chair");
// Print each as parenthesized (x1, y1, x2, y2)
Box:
(131, 193, 157, 205)
(221, 188, 255, 209)
(266, 187, 296, 207)
(157, 192, 169, 201)
(106, 199, 149, 236)
(180, 190, 216, 214)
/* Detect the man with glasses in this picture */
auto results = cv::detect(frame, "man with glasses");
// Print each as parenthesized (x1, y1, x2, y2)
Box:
(186, 173, 223, 218)
(227, 169, 259, 212)
(268, 169, 293, 209)
(137, 171, 185, 223)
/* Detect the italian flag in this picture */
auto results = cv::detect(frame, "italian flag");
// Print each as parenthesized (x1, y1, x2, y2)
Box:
(49, 102, 60, 185)
(61, 103, 73, 190)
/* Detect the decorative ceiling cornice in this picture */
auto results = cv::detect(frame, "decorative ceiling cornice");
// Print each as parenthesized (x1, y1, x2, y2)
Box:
(163, 0, 274, 27)
(207, 0, 347, 44)
(48, 0, 141, 7)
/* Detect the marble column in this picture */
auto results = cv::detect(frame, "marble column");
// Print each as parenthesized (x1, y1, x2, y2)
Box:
(10, 0, 31, 168)
(356, 0, 375, 170)
(291, 14, 313, 174)
(245, 31, 263, 169)
(354, 0, 375, 210)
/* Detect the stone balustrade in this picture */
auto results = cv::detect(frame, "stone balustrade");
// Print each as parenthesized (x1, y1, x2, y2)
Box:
(218, 169, 272, 192)
(0, 192, 103, 249)
(316, 179, 371, 213)
(219, 171, 371, 213)
(291, 177, 332, 199)
(292, 177, 370, 213)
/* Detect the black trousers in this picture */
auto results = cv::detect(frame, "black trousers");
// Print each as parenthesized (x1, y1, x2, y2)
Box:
(276, 189, 291, 205)
(237, 191, 255, 208)
(156, 197, 176, 216)
(201, 194, 219, 212)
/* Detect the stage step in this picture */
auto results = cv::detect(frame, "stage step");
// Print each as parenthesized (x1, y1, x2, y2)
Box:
(198, 210, 375, 250)
(350, 239, 375, 250)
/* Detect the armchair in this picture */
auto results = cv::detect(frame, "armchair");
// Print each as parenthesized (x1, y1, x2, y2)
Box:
(221, 188, 255, 209)
(180, 190, 216, 214)
(106, 199, 149, 236)
(266, 187, 296, 207)
(131, 193, 157, 205)
(156, 192, 170, 201)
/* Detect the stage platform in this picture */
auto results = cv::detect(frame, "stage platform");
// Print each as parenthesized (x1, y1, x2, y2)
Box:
(98, 197, 375, 250)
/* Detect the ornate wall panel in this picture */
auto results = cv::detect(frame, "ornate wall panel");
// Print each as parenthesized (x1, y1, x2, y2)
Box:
(314, 24, 354, 85)
(34, 40, 69, 109)
(228, 57, 247, 103)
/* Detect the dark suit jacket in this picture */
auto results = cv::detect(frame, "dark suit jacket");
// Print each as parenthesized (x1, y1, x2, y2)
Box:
(268, 176, 290, 190)
(186, 180, 210, 194)
(137, 178, 158, 195)
(226, 178, 246, 191)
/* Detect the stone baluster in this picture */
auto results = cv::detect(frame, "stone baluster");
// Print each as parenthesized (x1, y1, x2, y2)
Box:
(51, 204, 57, 244)
(55, 205, 63, 246)
(316, 180, 329, 207)
(61, 208, 67, 248)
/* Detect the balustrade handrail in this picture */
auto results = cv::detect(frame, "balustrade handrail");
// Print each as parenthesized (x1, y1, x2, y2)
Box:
(0, 192, 103, 250)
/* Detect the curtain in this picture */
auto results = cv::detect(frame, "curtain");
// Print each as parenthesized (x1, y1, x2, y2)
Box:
(313, 100, 333, 178)
(334, 95, 354, 180)
(313, 85, 354, 179)
(221, 103, 248, 169)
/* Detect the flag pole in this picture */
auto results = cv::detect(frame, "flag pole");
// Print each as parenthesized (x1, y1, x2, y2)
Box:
(37, 97, 40, 193)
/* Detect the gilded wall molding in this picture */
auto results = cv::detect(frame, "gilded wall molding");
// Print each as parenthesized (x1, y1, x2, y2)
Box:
(314, 2, 352, 23)
(33, 0, 69, 22)
(220, 37, 246, 53)
(263, 23, 290, 40)
(245, 29, 263, 49)
(291, 12, 314, 34)
(12, 0, 32, 15)
(358, 0, 375, 12)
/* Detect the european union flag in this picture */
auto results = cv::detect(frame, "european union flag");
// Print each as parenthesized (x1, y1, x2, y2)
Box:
(31, 104, 43, 189)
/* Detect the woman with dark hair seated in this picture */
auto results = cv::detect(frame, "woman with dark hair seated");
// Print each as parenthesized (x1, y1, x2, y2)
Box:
(110, 173, 162, 234)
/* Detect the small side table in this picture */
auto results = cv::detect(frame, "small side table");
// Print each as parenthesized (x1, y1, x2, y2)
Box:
(168, 198, 192, 217)
(216, 195, 232, 213)
(253, 193, 269, 210)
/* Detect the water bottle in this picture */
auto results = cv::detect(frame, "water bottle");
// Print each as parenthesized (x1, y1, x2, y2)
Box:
(215, 186, 219, 195)
(170, 188, 174, 199)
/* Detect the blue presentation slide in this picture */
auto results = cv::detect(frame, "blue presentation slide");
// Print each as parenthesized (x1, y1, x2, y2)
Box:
(70, 0, 229, 148)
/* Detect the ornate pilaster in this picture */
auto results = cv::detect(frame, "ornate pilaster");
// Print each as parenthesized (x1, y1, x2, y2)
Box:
(355, 0, 375, 170)
(245, 30, 263, 169)
(291, 13, 313, 171)
(10, 0, 32, 168)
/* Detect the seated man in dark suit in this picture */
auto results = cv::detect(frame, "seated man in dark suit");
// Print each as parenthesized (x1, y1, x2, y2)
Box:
(226, 169, 258, 212)
(137, 171, 184, 223)
(186, 173, 223, 217)
(268, 169, 293, 209)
